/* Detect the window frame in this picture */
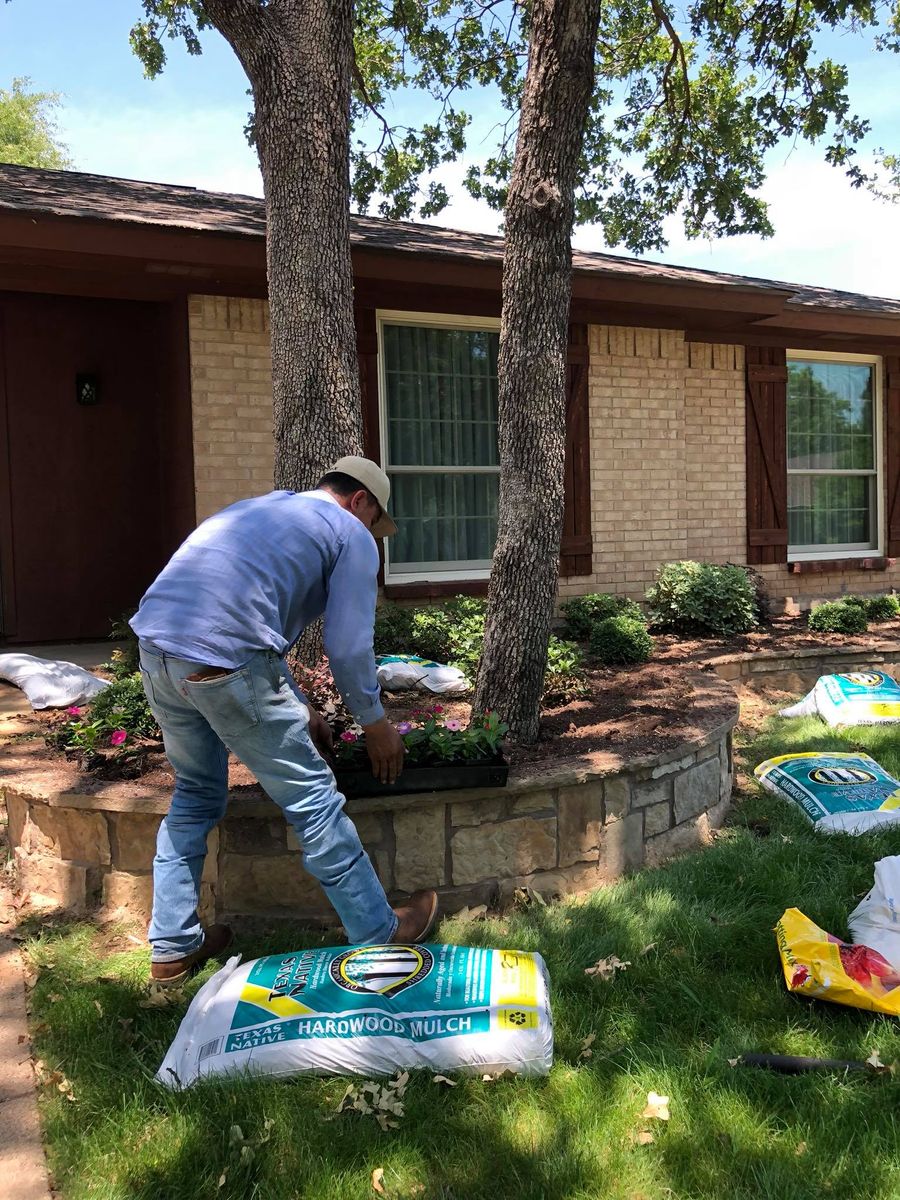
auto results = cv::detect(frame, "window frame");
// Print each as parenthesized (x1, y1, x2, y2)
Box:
(377, 309, 502, 584)
(786, 348, 884, 561)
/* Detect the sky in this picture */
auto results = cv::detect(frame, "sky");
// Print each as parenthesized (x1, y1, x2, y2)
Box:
(1, 0, 899, 299)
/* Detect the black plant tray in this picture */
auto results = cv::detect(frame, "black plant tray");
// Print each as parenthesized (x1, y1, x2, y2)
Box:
(335, 753, 509, 799)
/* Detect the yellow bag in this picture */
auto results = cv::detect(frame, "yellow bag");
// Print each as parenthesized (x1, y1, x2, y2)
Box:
(775, 908, 900, 1016)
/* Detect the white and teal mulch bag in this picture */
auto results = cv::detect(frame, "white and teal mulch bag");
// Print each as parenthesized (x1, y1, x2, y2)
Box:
(779, 672, 900, 727)
(157, 943, 553, 1088)
(754, 752, 900, 834)
(375, 654, 470, 695)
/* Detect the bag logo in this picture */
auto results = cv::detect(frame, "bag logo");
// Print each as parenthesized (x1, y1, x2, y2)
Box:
(842, 672, 885, 688)
(809, 766, 877, 786)
(329, 945, 434, 997)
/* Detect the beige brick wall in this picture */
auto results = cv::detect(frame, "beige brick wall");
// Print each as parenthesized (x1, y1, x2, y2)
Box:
(188, 295, 274, 522)
(560, 326, 748, 603)
(185, 301, 897, 610)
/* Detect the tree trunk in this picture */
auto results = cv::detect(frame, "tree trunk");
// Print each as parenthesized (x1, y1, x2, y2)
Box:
(473, 0, 603, 743)
(202, 0, 364, 496)
(201, 0, 363, 667)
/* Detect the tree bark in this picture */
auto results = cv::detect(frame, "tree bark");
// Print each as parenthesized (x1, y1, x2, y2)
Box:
(202, 0, 364, 494)
(200, 0, 363, 666)
(473, 0, 603, 743)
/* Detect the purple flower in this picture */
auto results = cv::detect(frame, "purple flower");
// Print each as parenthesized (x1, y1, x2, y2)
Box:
(67, 706, 84, 717)
(340, 731, 358, 743)
(444, 718, 462, 732)
(433, 704, 444, 714)
(109, 730, 127, 746)
(396, 721, 413, 735)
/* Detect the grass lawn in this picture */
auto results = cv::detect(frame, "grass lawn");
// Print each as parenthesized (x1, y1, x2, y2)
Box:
(19, 698, 900, 1200)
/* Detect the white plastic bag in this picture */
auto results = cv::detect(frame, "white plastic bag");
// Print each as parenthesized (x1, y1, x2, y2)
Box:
(158, 942, 553, 1089)
(0, 653, 109, 710)
(375, 655, 470, 695)
(848, 856, 900, 965)
(780, 672, 900, 727)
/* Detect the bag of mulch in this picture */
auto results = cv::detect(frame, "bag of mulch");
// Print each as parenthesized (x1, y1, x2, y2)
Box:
(375, 654, 470, 695)
(157, 943, 553, 1089)
(754, 751, 900, 834)
(848, 856, 900, 966)
(779, 671, 900, 727)
(0, 652, 109, 710)
(775, 908, 900, 1016)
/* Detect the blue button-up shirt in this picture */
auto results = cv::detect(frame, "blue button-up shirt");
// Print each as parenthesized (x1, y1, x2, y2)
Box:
(130, 489, 384, 725)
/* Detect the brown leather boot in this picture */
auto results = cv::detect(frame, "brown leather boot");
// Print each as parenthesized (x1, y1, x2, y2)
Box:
(390, 889, 438, 943)
(150, 924, 234, 985)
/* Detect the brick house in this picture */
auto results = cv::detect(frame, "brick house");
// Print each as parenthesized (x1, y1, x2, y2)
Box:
(1, 162, 900, 644)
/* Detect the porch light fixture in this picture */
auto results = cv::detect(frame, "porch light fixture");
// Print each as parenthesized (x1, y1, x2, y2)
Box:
(75, 373, 100, 406)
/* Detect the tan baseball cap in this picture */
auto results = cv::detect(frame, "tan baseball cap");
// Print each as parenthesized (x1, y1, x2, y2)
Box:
(330, 455, 398, 538)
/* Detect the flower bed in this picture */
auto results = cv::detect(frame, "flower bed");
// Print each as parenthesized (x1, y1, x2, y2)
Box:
(1, 671, 738, 924)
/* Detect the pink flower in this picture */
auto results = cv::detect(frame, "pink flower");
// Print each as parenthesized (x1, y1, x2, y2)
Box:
(67, 706, 84, 717)
(340, 731, 358, 743)
(396, 721, 413, 735)
(433, 705, 444, 714)
(444, 718, 462, 732)
(109, 730, 127, 746)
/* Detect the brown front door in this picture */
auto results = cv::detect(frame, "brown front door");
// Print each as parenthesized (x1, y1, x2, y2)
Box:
(0, 292, 186, 643)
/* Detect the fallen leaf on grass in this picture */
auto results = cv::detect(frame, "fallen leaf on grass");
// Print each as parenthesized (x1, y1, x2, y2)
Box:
(481, 1068, 516, 1082)
(578, 1033, 596, 1061)
(866, 1051, 886, 1070)
(795, 1142, 808, 1157)
(93, 1000, 103, 1017)
(641, 1092, 670, 1121)
(432, 1074, 457, 1086)
(372, 1167, 386, 1194)
(47, 993, 62, 1004)
(639, 943, 657, 957)
(139, 981, 186, 1008)
(727, 1057, 741, 1068)
(630, 1131, 655, 1146)
(454, 905, 488, 923)
(335, 1075, 407, 1131)
(585, 956, 631, 982)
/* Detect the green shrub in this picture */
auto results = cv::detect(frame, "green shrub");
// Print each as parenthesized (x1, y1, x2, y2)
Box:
(590, 616, 654, 665)
(542, 635, 590, 704)
(373, 602, 415, 656)
(102, 613, 141, 679)
(560, 593, 644, 640)
(409, 607, 457, 663)
(844, 593, 900, 622)
(645, 561, 758, 636)
(51, 673, 160, 758)
(807, 601, 869, 635)
(89, 674, 160, 738)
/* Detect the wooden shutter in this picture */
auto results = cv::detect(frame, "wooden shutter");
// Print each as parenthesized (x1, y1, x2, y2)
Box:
(560, 323, 593, 576)
(885, 355, 900, 557)
(355, 306, 380, 461)
(745, 346, 788, 564)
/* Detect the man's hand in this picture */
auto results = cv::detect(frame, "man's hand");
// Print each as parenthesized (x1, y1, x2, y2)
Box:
(363, 717, 405, 784)
(308, 708, 334, 760)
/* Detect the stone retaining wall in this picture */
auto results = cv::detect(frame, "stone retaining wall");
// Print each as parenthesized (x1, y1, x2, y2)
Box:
(3, 673, 737, 925)
(711, 646, 900, 693)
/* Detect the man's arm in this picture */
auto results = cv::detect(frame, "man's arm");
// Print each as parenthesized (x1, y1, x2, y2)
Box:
(323, 527, 404, 783)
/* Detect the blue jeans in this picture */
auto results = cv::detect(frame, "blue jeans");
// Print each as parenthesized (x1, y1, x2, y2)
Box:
(138, 645, 397, 961)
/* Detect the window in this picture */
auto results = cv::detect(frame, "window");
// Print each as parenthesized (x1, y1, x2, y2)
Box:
(378, 313, 500, 580)
(787, 353, 882, 558)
